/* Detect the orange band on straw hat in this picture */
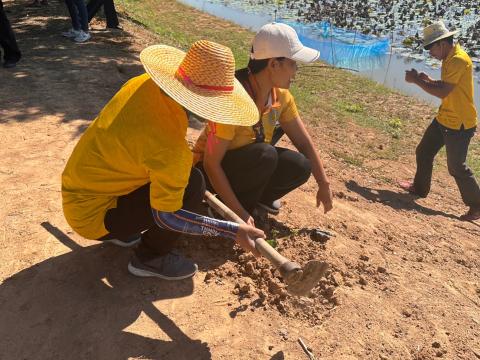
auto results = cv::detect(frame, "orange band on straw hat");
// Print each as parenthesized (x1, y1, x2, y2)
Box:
(140, 40, 259, 127)
(176, 66, 234, 92)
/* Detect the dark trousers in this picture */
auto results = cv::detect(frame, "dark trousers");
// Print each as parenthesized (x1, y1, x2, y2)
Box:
(101, 168, 206, 260)
(87, 0, 119, 28)
(65, 0, 89, 32)
(197, 143, 311, 213)
(413, 119, 480, 208)
(0, 0, 21, 62)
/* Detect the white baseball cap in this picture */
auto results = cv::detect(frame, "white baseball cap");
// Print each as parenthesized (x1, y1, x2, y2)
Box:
(250, 22, 320, 63)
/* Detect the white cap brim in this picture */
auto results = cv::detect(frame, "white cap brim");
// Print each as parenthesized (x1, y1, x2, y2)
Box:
(291, 46, 320, 63)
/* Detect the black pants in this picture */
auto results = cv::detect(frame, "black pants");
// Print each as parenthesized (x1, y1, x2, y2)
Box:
(87, 0, 119, 28)
(101, 168, 205, 260)
(197, 143, 311, 213)
(0, 0, 21, 63)
(413, 119, 480, 208)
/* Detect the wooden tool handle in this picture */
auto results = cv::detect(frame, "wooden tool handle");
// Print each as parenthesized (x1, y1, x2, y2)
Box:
(204, 191, 292, 269)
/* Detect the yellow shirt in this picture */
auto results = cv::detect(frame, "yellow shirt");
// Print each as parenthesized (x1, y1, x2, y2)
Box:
(192, 86, 299, 163)
(437, 44, 478, 130)
(62, 74, 192, 240)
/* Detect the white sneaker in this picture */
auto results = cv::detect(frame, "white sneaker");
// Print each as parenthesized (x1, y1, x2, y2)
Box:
(62, 28, 81, 38)
(73, 30, 91, 43)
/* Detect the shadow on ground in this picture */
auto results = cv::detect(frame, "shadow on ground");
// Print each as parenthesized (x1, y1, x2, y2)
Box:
(0, 222, 211, 359)
(0, 0, 145, 137)
(345, 180, 458, 220)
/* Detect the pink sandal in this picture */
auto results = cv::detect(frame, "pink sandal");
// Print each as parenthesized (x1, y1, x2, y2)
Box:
(398, 180, 417, 194)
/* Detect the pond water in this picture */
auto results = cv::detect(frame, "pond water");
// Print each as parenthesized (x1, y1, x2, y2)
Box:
(180, 0, 480, 111)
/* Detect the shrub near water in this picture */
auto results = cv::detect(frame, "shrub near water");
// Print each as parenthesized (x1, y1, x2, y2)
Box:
(387, 118, 403, 139)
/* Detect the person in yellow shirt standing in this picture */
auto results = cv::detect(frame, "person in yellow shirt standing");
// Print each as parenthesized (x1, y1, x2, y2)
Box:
(400, 21, 480, 221)
(62, 40, 265, 280)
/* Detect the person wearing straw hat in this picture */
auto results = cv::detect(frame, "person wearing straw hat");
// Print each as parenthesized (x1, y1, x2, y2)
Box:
(192, 22, 333, 225)
(400, 20, 480, 221)
(62, 40, 265, 280)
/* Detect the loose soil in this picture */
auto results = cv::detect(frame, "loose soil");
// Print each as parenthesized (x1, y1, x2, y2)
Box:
(1, 1, 479, 359)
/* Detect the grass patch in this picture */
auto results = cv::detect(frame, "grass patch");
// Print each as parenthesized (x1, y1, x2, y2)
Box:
(332, 150, 364, 167)
(266, 228, 280, 248)
(387, 118, 403, 139)
(265, 239, 278, 248)
(335, 101, 405, 139)
(117, 0, 253, 65)
(337, 101, 364, 114)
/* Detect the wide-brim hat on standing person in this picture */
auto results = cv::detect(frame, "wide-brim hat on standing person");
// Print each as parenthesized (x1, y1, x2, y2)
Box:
(250, 22, 320, 63)
(423, 20, 458, 49)
(140, 40, 259, 126)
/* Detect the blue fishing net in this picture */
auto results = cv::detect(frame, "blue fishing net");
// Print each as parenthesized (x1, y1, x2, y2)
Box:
(281, 20, 390, 71)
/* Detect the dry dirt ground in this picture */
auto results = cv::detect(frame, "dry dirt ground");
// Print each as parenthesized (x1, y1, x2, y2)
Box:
(1, 1, 480, 359)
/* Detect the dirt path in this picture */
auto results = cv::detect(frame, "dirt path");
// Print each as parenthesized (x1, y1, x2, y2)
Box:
(1, 1, 479, 359)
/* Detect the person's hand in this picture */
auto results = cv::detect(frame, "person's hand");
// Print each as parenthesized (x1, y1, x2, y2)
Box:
(235, 224, 264, 257)
(316, 183, 333, 214)
(418, 72, 430, 81)
(240, 210, 255, 226)
(405, 68, 419, 83)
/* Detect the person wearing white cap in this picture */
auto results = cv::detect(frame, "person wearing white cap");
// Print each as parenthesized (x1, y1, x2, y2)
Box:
(400, 20, 480, 221)
(193, 22, 333, 226)
(62, 40, 265, 280)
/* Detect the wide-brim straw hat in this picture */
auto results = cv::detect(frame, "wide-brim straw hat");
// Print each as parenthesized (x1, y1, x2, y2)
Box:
(140, 40, 259, 126)
(423, 20, 458, 48)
